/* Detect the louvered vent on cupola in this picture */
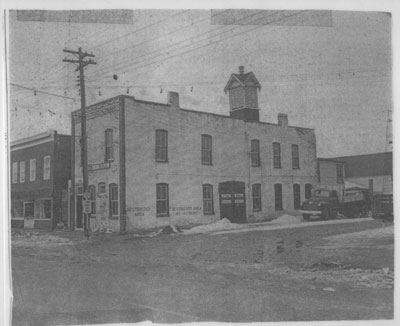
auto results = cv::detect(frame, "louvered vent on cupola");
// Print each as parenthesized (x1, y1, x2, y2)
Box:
(224, 66, 262, 122)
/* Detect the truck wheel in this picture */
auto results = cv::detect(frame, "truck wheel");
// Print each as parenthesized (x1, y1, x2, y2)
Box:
(302, 214, 310, 221)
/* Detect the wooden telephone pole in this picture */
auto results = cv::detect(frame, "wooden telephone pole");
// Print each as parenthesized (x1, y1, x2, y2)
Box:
(63, 48, 96, 238)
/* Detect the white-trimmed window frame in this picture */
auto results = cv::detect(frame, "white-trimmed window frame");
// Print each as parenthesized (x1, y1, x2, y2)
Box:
(12, 162, 18, 184)
(43, 155, 51, 180)
(30, 159, 36, 181)
(19, 161, 25, 183)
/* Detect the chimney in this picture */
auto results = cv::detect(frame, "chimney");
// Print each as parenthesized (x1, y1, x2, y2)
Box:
(238, 66, 244, 74)
(167, 91, 179, 108)
(278, 113, 288, 128)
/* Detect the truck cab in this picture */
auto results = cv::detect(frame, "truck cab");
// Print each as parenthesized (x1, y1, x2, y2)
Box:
(300, 189, 340, 221)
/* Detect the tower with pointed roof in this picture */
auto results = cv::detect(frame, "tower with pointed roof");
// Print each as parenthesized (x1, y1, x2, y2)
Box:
(224, 66, 262, 122)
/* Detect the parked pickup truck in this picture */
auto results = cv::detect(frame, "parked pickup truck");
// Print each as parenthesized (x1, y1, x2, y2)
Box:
(300, 188, 369, 221)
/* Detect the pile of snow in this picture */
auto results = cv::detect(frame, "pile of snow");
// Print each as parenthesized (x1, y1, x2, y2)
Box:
(12, 233, 72, 247)
(268, 214, 302, 225)
(183, 218, 244, 235)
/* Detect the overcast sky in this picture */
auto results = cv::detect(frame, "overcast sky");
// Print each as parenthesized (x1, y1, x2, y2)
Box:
(7, 9, 392, 157)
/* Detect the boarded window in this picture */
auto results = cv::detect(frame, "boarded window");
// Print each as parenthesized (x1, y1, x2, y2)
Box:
(89, 185, 96, 215)
(273, 143, 281, 168)
(105, 129, 114, 161)
(201, 134, 212, 165)
(156, 183, 169, 217)
(203, 184, 214, 214)
(12, 162, 18, 184)
(252, 184, 262, 211)
(109, 183, 118, 216)
(43, 155, 51, 180)
(19, 161, 25, 183)
(293, 184, 301, 210)
(292, 144, 299, 169)
(305, 183, 312, 199)
(251, 139, 260, 166)
(274, 183, 283, 211)
(155, 130, 168, 162)
(30, 159, 36, 181)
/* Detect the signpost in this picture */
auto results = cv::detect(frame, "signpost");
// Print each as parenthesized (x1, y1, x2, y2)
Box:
(83, 193, 91, 239)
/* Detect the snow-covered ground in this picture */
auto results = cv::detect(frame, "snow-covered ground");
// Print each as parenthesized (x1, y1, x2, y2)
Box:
(12, 233, 73, 248)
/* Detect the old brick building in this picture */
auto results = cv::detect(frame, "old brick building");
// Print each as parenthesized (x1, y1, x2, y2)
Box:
(71, 67, 318, 232)
(10, 130, 71, 229)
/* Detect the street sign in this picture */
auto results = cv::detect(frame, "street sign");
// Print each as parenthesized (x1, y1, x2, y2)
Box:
(83, 200, 92, 214)
(83, 191, 91, 200)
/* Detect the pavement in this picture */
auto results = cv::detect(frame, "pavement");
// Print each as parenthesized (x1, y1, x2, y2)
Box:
(10, 217, 394, 325)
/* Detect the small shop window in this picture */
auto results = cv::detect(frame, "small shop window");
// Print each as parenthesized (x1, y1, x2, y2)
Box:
(252, 183, 262, 211)
(156, 183, 169, 217)
(98, 182, 106, 194)
(24, 202, 34, 218)
(203, 184, 214, 215)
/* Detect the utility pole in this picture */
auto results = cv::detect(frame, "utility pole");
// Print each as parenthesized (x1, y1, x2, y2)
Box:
(63, 48, 96, 239)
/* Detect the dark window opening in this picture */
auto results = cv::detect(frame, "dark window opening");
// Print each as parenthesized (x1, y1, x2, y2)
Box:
(156, 183, 169, 217)
(274, 184, 283, 211)
(292, 144, 299, 169)
(156, 130, 168, 162)
(273, 142, 281, 168)
(201, 134, 212, 165)
(252, 183, 262, 211)
(203, 184, 214, 214)
(251, 139, 260, 167)
(109, 183, 118, 216)
(305, 183, 312, 199)
(293, 184, 301, 210)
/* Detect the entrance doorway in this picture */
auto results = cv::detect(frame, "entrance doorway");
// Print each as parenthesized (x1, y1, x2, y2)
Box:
(218, 181, 246, 223)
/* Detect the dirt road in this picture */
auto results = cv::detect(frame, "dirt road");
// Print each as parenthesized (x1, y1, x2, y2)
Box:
(11, 219, 394, 325)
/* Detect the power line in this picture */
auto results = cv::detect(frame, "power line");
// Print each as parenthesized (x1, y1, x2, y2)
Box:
(10, 83, 76, 100)
(88, 10, 278, 82)
(87, 11, 305, 84)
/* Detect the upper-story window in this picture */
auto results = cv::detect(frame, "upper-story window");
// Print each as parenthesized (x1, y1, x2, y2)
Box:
(19, 161, 25, 183)
(43, 155, 51, 180)
(105, 129, 114, 161)
(273, 142, 281, 168)
(337, 164, 344, 184)
(201, 134, 212, 165)
(155, 130, 168, 162)
(30, 159, 36, 181)
(12, 162, 18, 184)
(292, 144, 299, 169)
(250, 139, 260, 167)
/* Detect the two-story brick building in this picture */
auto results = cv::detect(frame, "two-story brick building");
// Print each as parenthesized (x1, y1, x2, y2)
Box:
(10, 130, 71, 229)
(71, 67, 318, 232)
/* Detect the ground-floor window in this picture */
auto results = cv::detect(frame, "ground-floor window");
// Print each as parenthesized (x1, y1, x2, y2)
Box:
(252, 184, 262, 211)
(293, 184, 301, 210)
(274, 184, 283, 211)
(203, 184, 214, 215)
(109, 183, 119, 216)
(305, 183, 312, 199)
(89, 185, 96, 215)
(156, 183, 169, 217)
(11, 201, 23, 218)
(24, 202, 34, 218)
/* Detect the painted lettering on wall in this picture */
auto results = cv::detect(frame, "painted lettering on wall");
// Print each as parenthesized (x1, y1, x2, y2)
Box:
(127, 206, 151, 217)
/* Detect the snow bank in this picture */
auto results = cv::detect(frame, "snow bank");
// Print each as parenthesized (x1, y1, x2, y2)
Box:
(268, 214, 302, 225)
(12, 233, 72, 247)
(183, 218, 244, 234)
